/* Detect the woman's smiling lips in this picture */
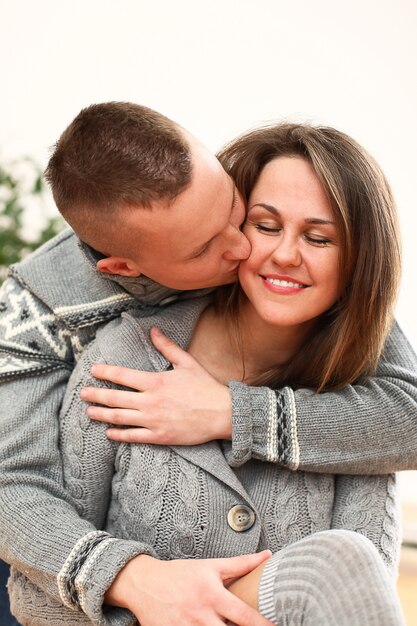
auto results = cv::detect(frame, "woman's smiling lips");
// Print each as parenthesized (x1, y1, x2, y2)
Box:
(260, 274, 309, 294)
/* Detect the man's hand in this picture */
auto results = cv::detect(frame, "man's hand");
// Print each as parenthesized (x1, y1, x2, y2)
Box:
(81, 327, 233, 444)
(105, 551, 273, 626)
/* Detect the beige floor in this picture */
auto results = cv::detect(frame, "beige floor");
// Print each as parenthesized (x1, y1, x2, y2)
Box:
(398, 494, 417, 626)
(400, 500, 417, 624)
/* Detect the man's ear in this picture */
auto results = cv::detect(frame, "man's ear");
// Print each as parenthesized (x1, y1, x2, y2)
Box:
(96, 257, 142, 277)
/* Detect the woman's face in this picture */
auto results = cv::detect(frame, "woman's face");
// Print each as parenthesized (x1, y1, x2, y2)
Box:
(239, 156, 341, 330)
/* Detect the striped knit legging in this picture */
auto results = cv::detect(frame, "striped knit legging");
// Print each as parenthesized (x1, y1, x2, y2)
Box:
(258, 530, 405, 626)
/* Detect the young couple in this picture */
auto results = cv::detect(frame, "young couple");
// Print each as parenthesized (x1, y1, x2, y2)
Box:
(0, 102, 416, 625)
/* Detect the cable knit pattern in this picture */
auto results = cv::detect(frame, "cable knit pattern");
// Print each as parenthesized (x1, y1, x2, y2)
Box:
(107, 445, 208, 559)
(55, 299, 402, 621)
(4, 298, 404, 624)
(2, 231, 414, 625)
(331, 473, 401, 575)
(259, 470, 334, 550)
(60, 364, 116, 524)
(304, 473, 335, 534)
(264, 470, 304, 548)
(110, 443, 166, 547)
(382, 474, 401, 565)
(159, 454, 207, 558)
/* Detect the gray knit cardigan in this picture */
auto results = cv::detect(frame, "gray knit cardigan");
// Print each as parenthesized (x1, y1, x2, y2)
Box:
(7, 297, 401, 626)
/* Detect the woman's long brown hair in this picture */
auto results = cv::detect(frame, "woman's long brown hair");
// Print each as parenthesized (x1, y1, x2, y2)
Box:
(216, 123, 401, 392)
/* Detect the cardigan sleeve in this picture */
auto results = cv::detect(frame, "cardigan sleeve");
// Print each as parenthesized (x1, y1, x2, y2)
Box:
(56, 346, 158, 624)
(224, 321, 417, 473)
(0, 314, 155, 626)
(0, 276, 83, 595)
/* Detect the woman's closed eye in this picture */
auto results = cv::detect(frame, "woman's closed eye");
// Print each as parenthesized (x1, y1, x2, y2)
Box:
(305, 234, 332, 246)
(254, 223, 282, 234)
(254, 223, 332, 246)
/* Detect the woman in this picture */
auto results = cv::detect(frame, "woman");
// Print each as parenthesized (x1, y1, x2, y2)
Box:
(9, 123, 406, 625)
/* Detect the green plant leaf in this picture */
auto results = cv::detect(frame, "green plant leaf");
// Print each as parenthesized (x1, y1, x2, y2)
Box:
(0, 157, 64, 283)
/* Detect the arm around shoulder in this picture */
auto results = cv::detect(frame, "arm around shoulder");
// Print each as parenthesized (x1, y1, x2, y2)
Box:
(0, 278, 150, 625)
(226, 322, 417, 474)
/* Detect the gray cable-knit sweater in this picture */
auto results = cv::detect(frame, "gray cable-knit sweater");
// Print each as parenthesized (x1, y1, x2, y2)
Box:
(7, 297, 401, 626)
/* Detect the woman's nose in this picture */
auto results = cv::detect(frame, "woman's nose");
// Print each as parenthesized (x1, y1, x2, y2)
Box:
(272, 235, 302, 267)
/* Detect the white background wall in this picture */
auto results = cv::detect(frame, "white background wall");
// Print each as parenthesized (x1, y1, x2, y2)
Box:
(1, 0, 416, 499)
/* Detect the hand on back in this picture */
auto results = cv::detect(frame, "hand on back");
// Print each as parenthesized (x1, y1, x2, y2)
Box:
(81, 327, 233, 445)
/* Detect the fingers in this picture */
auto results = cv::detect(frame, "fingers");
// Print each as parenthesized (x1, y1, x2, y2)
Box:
(81, 387, 141, 409)
(90, 363, 155, 390)
(216, 577, 273, 626)
(224, 597, 273, 626)
(87, 406, 143, 426)
(150, 327, 198, 368)
(105, 427, 158, 443)
(219, 552, 272, 583)
(218, 554, 273, 626)
(86, 407, 173, 444)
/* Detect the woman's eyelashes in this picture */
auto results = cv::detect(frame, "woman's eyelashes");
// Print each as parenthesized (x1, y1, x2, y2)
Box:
(255, 223, 282, 234)
(251, 222, 333, 246)
(305, 235, 332, 247)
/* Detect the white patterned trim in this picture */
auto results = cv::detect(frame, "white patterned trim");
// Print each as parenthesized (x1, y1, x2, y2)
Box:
(0, 353, 54, 376)
(266, 388, 279, 463)
(0, 285, 71, 358)
(54, 293, 133, 316)
(285, 387, 300, 470)
(76, 537, 118, 614)
(57, 531, 111, 610)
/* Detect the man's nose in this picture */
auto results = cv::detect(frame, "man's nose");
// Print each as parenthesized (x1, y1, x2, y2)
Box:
(223, 227, 251, 261)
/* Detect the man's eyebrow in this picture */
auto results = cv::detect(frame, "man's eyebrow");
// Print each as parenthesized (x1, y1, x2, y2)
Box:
(249, 203, 335, 225)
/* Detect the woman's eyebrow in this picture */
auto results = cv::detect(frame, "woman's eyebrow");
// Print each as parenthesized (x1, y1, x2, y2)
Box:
(249, 203, 278, 214)
(249, 203, 335, 225)
(304, 218, 336, 225)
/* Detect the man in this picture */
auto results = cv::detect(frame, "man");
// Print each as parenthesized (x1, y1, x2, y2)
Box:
(0, 102, 416, 625)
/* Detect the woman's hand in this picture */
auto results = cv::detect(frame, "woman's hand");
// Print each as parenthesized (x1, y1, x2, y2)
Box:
(81, 327, 233, 445)
(105, 551, 273, 626)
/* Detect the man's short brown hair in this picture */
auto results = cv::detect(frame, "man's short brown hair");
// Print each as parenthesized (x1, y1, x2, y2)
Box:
(45, 102, 192, 242)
